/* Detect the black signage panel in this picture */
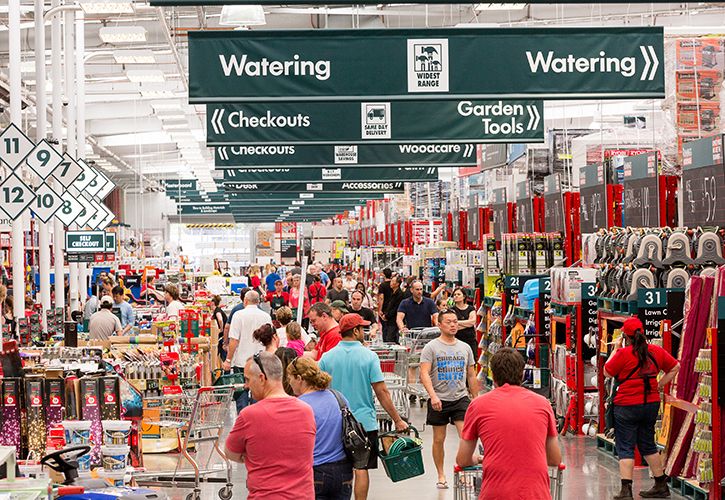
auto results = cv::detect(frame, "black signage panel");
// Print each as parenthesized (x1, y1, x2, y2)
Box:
(682, 135, 725, 227)
(579, 164, 608, 233)
(491, 187, 507, 241)
(544, 173, 565, 233)
(622, 152, 659, 228)
(515, 181, 533, 233)
(467, 208, 479, 243)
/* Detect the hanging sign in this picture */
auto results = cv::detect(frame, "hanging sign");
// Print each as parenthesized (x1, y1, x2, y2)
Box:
(177, 203, 232, 216)
(73, 160, 98, 193)
(32, 183, 64, 223)
(189, 27, 664, 103)
(26, 140, 63, 179)
(105, 232, 117, 253)
(72, 194, 98, 228)
(491, 187, 508, 241)
(66, 231, 105, 253)
(225, 192, 386, 201)
(162, 179, 198, 191)
(222, 166, 437, 183)
(681, 135, 725, 227)
(515, 180, 533, 233)
(95, 169, 116, 200)
(579, 164, 608, 233)
(543, 173, 565, 233)
(223, 181, 406, 194)
(86, 199, 107, 229)
(0, 173, 35, 220)
(52, 154, 84, 188)
(0, 123, 34, 169)
(206, 100, 543, 145)
(57, 192, 85, 226)
(84, 166, 106, 198)
(622, 151, 659, 228)
(96, 205, 116, 230)
(215, 143, 477, 168)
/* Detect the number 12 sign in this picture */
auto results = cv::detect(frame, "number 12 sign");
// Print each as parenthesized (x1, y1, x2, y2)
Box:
(0, 173, 34, 220)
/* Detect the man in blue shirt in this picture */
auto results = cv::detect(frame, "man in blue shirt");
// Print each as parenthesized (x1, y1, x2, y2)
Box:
(264, 266, 281, 292)
(112, 285, 134, 334)
(319, 314, 408, 500)
(396, 280, 438, 333)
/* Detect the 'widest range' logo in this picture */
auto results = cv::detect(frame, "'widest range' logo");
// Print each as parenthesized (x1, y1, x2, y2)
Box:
(407, 39, 449, 93)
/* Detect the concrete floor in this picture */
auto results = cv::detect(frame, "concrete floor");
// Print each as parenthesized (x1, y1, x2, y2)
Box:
(139, 403, 687, 500)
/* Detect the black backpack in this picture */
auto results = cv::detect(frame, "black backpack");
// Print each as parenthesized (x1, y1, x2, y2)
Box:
(330, 389, 371, 469)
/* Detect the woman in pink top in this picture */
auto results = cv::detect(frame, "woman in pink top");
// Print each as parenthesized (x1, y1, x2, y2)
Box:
(285, 321, 306, 357)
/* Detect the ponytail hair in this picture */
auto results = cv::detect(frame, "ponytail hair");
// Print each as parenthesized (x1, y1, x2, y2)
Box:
(631, 329, 649, 367)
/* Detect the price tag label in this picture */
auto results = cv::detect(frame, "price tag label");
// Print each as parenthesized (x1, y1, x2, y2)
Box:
(0, 173, 34, 220)
(32, 183, 64, 223)
(52, 154, 84, 188)
(25, 140, 63, 179)
(0, 123, 34, 169)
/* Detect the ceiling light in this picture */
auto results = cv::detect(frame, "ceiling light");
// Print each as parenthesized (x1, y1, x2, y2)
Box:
(149, 100, 183, 111)
(80, 0, 134, 14)
(140, 90, 175, 99)
(162, 123, 189, 130)
(219, 5, 266, 26)
(114, 49, 155, 64)
(99, 26, 147, 44)
(157, 112, 187, 121)
(127, 69, 165, 83)
(474, 3, 527, 11)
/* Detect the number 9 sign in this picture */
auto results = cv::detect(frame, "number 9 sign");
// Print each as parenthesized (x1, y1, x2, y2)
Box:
(26, 139, 62, 179)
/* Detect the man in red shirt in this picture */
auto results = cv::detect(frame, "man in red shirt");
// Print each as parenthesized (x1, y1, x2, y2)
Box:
(307, 302, 341, 361)
(604, 317, 679, 499)
(308, 275, 328, 305)
(224, 351, 316, 499)
(457, 347, 561, 499)
(265, 279, 289, 318)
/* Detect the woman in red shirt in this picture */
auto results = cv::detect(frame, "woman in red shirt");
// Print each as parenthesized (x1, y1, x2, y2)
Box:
(604, 317, 680, 500)
(265, 280, 289, 319)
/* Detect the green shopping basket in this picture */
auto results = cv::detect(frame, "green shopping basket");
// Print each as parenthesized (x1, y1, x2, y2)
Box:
(379, 426, 425, 482)
(212, 368, 245, 399)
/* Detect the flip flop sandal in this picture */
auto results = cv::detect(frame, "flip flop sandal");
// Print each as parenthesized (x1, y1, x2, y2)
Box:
(436, 481, 449, 489)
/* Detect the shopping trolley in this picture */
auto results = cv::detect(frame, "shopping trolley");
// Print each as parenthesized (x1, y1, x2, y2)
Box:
(134, 386, 235, 500)
(401, 327, 440, 406)
(453, 463, 566, 500)
(370, 344, 410, 431)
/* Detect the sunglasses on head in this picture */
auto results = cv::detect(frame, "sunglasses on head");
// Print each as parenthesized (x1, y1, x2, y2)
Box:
(253, 352, 266, 378)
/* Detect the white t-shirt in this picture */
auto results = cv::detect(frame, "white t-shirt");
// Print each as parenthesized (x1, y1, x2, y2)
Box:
(229, 305, 272, 368)
(166, 300, 185, 318)
(276, 325, 312, 347)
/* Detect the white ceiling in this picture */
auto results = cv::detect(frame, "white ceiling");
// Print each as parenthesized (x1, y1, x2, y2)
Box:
(0, 2, 723, 192)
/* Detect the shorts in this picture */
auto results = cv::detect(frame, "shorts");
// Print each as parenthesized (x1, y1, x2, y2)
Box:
(613, 402, 660, 459)
(426, 397, 471, 426)
(358, 431, 379, 470)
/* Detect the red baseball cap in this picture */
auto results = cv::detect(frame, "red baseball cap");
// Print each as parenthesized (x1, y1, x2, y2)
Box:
(338, 313, 370, 334)
(622, 317, 644, 337)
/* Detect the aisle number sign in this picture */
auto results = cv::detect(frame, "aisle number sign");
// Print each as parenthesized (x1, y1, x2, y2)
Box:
(189, 27, 665, 102)
(66, 231, 105, 253)
(0, 174, 35, 220)
(206, 100, 543, 145)
(0, 123, 34, 169)
(57, 192, 86, 226)
(32, 184, 64, 223)
(26, 140, 63, 179)
(53, 154, 84, 187)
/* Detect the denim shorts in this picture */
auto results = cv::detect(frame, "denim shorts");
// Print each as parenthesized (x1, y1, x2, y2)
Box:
(613, 402, 660, 459)
(313, 459, 353, 500)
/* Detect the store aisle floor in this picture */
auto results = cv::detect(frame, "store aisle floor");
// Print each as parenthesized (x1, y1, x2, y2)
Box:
(142, 404, 686, 499)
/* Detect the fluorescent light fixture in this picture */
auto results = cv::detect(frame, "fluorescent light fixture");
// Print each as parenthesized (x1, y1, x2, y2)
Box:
(162, 123, 190, 130)
(474, 3, 527, 11)
(99, 26, 147, 44)
(80, 0, 134, 14)
(127, 69, 165, 83)
(114, 49, 155, 64)
(149, 100, 183, 111)
(219, 5, 266, 26)
(140, 90, 175, 99)
(157, 113, 187, 121)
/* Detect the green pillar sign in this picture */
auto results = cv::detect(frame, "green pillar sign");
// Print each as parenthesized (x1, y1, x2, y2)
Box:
(189, 27, 664, 102)
(206, 100, 543, 145)
(215, 143, 477, 168)
(223, 166, 437, 183)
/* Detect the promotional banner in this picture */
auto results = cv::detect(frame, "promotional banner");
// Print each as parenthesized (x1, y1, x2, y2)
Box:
(223, 166, 437, 183)
(206, 100, 543, 145)
(189, 27, 664, 102)
(215, 143, 476, 168)
(223, 181, 406, 194)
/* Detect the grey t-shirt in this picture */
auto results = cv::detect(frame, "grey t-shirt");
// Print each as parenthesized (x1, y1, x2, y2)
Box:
(420, 337, 475, 402)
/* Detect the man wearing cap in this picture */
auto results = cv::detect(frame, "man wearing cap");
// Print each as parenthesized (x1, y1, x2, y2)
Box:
(329, 300, 348, 322)
(319, 313, 409, 500)
(88, 295, 123, 342)
(604, 317, 680, 500)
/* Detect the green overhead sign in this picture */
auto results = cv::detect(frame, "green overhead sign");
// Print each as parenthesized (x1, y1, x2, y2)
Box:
(224, 181, 406, 194)
(225, 192, 386, 201)
(66, 230, 106, 253)
(189, 27, 664, 103)
(223, 166, 437, 184)
(215, 143, 477, 168)
(207, 100, 543, 145)
(161, 179, 198, 191)
(177, 203, 232, 216)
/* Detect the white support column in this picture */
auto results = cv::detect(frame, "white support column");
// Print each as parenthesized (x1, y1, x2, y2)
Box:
(51, 0, 65, 315)
(64, 9, 79, 313)
(36, 0, 51, 331)
(75, 10, 86, 307)
(9, 0, 25, 332)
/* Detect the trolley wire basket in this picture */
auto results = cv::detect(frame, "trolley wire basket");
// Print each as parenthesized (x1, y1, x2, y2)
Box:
(453, 463, 566, 500)
(369, 343, 409, 388)
(134, 386, 236, 500)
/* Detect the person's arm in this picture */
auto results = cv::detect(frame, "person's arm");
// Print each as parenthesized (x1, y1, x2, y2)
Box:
(396, 309, 407, 332)
(114, 318, 123, 336)
(431, 313, 438, 327)
(546, 436, 562, 466)
(377, 292, 385, 319)
(419, 361, 441, 411)
(603, 336, 624, 378)
(372, 381, 409, 432)
(223, 322, 231, 349)
(430, 283, 446, 300)
(658, 362, 680, 391)
(458, 309, 477, 329)
(466, 364, 479, 399)
(122, 306, 133, 334)
(456, 439, 481, 468)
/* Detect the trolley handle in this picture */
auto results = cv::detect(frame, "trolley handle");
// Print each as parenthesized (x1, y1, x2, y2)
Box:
(557, 463, 566, 471)
(453, 464, 482, 473)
